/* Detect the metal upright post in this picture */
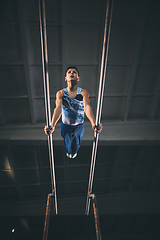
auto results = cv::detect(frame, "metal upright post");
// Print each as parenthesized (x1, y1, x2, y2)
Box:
(85, 0, 114, 215)
(43, 194, 52, 240)
(91, 194, 102, 240)
(39, 0, 58, 216)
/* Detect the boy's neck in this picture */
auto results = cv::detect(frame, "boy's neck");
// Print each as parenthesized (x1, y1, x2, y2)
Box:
(67, 82, 78, 92)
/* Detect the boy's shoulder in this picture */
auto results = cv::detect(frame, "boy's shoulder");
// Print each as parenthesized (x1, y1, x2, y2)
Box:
(56, 89, 63, 98)
(81, 88, 89, 97)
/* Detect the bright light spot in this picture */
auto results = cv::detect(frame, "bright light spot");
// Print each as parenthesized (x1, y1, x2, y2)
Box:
(11, 229, 15, 233)
(5, 156, 11, 170)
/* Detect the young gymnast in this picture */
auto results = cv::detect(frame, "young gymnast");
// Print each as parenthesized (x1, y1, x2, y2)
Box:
(44, 66, 102, 158)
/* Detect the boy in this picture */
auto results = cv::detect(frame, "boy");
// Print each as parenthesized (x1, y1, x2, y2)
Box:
(44, 66, 102, 158)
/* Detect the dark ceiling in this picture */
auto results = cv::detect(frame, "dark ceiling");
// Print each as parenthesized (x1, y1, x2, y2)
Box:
(0, 0, 160, 239)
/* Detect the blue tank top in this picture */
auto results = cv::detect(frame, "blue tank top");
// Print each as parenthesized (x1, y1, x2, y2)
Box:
(62, 87, 84, 125)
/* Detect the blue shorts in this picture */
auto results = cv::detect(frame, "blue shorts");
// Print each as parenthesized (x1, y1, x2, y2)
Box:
(61, 122, 84, 155)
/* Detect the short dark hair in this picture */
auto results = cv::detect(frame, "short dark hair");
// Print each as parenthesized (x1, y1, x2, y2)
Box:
(65, 66, 80, 77)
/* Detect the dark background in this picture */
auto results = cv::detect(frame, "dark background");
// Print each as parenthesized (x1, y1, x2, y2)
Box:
(0, 0, 160, 239)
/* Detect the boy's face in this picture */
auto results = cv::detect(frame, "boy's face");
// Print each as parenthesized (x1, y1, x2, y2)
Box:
(65, 68, 80, 82)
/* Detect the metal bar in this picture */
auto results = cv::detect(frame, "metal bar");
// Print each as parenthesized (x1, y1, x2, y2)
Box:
(85, 0, 114, 215)
(39, 0, 58, 214)
(91, 194, 102, 240)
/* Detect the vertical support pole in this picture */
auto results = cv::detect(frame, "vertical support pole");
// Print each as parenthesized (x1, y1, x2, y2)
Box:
(91, 194, 102, 240)
(85, 0, 114, 215)
(43, 194, 52, 240)
(39, 0, 58, 214)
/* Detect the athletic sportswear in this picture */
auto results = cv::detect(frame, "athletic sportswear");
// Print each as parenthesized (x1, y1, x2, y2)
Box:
(62, 87, 84, 126)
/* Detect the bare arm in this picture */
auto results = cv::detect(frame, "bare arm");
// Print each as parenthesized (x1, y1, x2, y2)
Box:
(51, 90, 63, 128)
(44, 90, 63, 136)
(82, 89, 102, 133)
